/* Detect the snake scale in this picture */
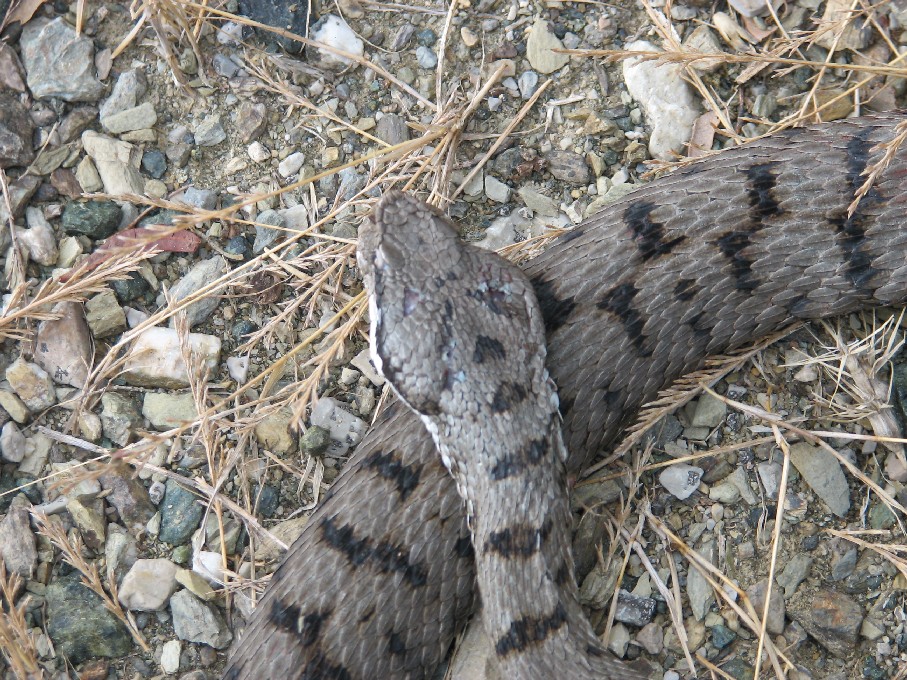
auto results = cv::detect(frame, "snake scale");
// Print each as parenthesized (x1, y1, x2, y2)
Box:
(224, 112, 907, 680)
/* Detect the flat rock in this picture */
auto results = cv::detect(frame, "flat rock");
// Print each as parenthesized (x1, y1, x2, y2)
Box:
(46, 574, 133, 663)
(0, 422, 26, 462)
(102, 102, 157, 135)
(62, 200, 123, 239)
(687, 540, 716, 621)
(159, 478, 204, 545)
(526, 19, 569, 74)
(142, 392, 199, 430)
(85, 289, 127, 338)
(35, 301, 92, 388)
(193, 115, 226, 147)
(81, 131, 145, 195)
(170, 589, 232, 649)
(789, 442, 850, 517)
(254, 408, 297, 454)
(20, 18, 105, 102)
(745, 579, 785, 634)
(6, 358, 55, 411)
(122, 326, 221, 388)
(99, 68, 147, 121)
(100, 393, 140, 447)
(98, 465, 156, 533)
(789, 589, 863, 657)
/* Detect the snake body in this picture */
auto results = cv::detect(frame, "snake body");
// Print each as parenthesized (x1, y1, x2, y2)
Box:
(224, 112, 907, 680)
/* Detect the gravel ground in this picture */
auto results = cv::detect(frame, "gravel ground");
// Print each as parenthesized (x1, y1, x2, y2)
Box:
(0, 1, 905, 679)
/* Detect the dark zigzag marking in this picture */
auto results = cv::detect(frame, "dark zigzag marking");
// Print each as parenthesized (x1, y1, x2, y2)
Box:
(495, 603, 568, 657)
(712, 162, 784, 292)
(530, 275, 577, 334)
(490, 437, 548, 480)
(597, 282, 650, 356)
(624, 200, 685, 261)
(829, 126, 885, 289)
(362, 450, 422, 502)
(674, 278, 700, 302)
(320, 517, 428, 587)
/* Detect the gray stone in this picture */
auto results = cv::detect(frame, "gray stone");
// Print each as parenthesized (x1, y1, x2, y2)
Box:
(170, 589, 232, 649)
(0, 422, 26, 462)
(623, 41, 700, 160)
(20, 18, 105, 102)
(0, 497, 37, 577)
(181, 187, 218, 211)
(310, 397, 366, 456)
(746, 579, 785, 634)
(193, 115, 226, 147)
(122, 327, 221, 388)
(62, 200, 122, 239)
(518, 70, 540, 99)
(86, 289, 127, 338)
(375, 114, 410, 146)
(98, 468, 156, 534)
(17, 433, 51, 477)
(253, 209, 286, 254)
(416, 45, 437, 69)
(142, 392, 198, 431)
(687, 540, 716, 621)
(102, 102, 157, 134)
(614, 589, 656, 627)
(691, 393, 727, 428)
(235, 101, 267, 142)
(777, 553, 812, 596)
(830, 546, 858, 581)
(545, 150, 590, 185)
(789, 442, 850, 517)
(485, 175, 511, 203)
(46, 574, 133, 663)
(100, 69, 148, 120)
(159, 478, 204, 545)
(517, 186, 559, 217)
(635, 622, 663, 654)
(81, 131, 145, 195)
(166, 256, 227, 328)
(100, 393, 141, 446)
(756, 461, 783, 499)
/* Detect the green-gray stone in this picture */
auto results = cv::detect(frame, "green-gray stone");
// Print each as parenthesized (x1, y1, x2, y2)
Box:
(61, 201, 122, 239)
(300, 425, 331, 456)
(46, 575, 132, 663)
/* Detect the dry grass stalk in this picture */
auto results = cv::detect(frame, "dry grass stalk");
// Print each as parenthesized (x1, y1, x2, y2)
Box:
(0, 561, 43, 679)
(30, 512, 150, 652)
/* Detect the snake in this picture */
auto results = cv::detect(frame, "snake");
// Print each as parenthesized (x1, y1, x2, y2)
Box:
(224, 111, 907, 680)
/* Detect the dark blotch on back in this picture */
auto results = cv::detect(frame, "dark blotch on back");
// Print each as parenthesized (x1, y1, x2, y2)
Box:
(474, 334, 507, 364)
(828, 126, 884, 289)
(268, 598, 302, 634)
(485, 521, 551, 558)
(624, 200, 685, 261)
(495, 603, 568, 657)
(320, 517, 428, 587)
(363, 450, 421, 501)
(530, 274, 577, 334)
(597, 282, 650, 355)
(490, 437, 548, 480)
(714, 230, 760, 291)
(388, 631, 407, 656)
(491, 381, 528, 413)
(744, 162, 783, 221)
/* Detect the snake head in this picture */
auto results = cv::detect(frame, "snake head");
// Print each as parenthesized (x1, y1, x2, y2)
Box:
(358, 191, 548, 421)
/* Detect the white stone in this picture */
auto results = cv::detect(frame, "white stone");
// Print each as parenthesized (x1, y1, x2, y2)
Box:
(310, 15, 364, 69)
(659, 463, 703, 500)
(81, 130, 145, 195)
(118, 558, 179, 611)
(18, 208, 58, 266)
(35, 301, 92, 388)
(278, 151, 306, 178)
(622, 41, 701, 160)
(0, 422, 26, 462)
(247, 142, 270, 163)
(6, 358, 55, 411)
(226, 355, 249, 383)
(160, 639, 181, 674)
(122, 326, 221, 388)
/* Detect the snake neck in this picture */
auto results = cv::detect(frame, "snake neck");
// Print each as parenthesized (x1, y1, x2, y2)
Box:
(427, 401, 646, 680)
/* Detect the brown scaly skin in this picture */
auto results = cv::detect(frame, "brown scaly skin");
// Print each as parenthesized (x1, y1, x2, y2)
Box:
(224, 112, 907, 680)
